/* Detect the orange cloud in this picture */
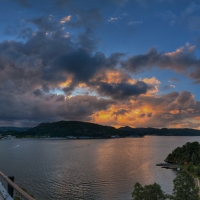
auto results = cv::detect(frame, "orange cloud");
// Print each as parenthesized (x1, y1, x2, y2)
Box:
(90, 90, 200, 129)
(196, 116, 200, 120)
(170, 110, 179, 114)
(165, 43, 196, 57)
(60, 15, 71, 23)
(59, 78, 72, 87)
(92, 69, 132, 84)
(142, 77, 160, 95)
(92, 101, 154, 128)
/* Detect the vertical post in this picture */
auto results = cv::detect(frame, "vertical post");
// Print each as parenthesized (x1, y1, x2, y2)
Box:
(8, 176, 14, 197)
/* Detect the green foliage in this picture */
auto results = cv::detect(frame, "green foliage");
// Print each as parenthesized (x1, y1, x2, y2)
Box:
(192, 153, 198, 165)
(186, 162, 193, 172)
(172, 171, 199, 200)
(195, 166, 200, 176)
(165, 142, 200, 165)
(132, 171, 199, 200)
(14, 196, 22, 200)
(25, 121, 126, 138)
(132, 182, 168, 200)
(132, 142, 200, 200)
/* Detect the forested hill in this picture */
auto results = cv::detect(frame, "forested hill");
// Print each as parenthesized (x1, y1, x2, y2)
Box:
(0, 127, 29, 132)
(165, 141, 200, 164)
(25, 121, 124, 138)
(2, 122, 200, 138)
(118, 126, 200, 136)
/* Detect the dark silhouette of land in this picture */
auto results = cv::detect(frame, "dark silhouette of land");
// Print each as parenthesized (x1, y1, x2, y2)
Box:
(1, 121, 200, 138)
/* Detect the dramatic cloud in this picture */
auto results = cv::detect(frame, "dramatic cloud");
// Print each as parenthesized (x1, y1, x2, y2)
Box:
(0, 90, 115, 127)
(93, 91, 200, 129)
(2, 21, 199, 127)
(90, 81, 151, 99)
(1, 0, 200, 129)
(0, 15, 155, 126)
(122, 43, 200, 82)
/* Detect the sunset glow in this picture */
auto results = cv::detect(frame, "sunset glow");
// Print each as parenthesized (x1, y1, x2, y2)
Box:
(0, 0, 200, 129)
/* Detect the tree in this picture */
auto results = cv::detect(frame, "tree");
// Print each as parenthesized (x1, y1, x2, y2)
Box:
(195, 166, 200, 176)
(186, 162, 193, 172)
(132, 182, 145, 200)
(132, 182, 167, 200)
(192, 153, 197, 165)
(172, 171, 199, 200)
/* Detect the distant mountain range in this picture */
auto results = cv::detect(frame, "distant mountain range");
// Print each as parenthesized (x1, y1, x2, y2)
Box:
(1, 121, 200, 138)
(118, 126, 200, 136)
(0, 127, 29, 132)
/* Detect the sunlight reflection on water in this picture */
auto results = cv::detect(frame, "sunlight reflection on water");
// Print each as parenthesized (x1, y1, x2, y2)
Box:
(0, 136, 200, 199)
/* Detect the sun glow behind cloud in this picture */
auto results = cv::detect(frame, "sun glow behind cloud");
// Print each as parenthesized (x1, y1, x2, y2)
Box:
(1, 0, 200, 129)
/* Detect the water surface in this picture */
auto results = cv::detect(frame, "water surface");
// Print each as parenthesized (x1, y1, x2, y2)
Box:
(0, 136, 199, 200)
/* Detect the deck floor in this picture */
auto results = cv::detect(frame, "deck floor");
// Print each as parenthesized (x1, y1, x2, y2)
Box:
(0, 182, 13, 200)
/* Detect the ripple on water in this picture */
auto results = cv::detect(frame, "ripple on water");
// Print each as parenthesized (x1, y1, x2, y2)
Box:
(1, 137, 199, 199)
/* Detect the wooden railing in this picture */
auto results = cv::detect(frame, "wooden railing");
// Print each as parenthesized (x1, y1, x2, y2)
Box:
(0, 171, 35, 200)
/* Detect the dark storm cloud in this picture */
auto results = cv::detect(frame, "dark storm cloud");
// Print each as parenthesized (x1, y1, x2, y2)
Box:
(0, 15, 153, 126)
(122, 48, 161, 74)
(0, 89, 115, 126)
(53, 49, 103, 81)
(2, 5, 200, 128)
(77, 29, 99, 52)
(123, 47, 198, 73)
(57, 95, 115, 120)
(0, 15, 124, 92)
(189, 68, 200, 83)
(90, 81, 151, 99)
(53, 52, 125, 94)
(122, 45, 200, 82)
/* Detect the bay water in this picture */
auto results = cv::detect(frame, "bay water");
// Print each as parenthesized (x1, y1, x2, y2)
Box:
(0, 136, 199, 200)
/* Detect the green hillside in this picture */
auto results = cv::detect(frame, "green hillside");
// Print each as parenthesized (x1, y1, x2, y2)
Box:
(165, 141, 200, 164)
(25, 121, 125, 138)
(119, 127, 200, 136)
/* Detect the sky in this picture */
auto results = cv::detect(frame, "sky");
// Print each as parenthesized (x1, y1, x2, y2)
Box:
(1, 0, 200, 128)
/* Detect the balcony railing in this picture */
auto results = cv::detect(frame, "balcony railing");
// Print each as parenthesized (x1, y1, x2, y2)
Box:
(0, 171, 35, 200)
